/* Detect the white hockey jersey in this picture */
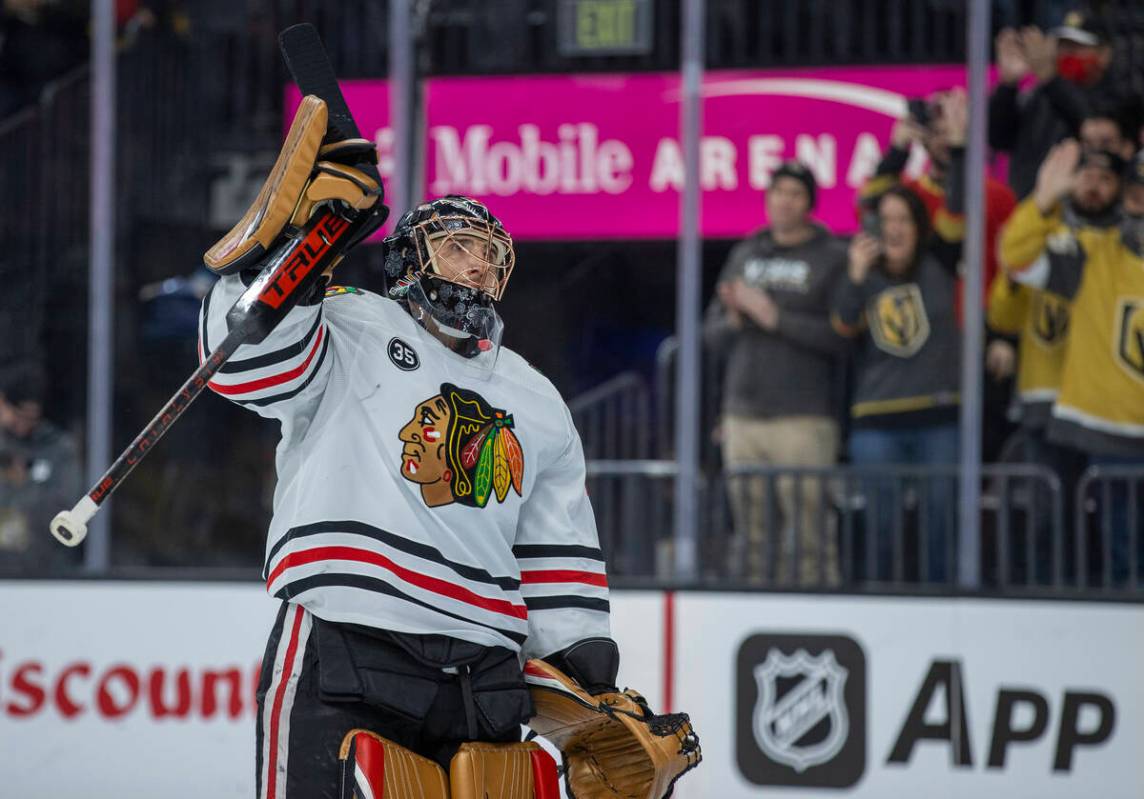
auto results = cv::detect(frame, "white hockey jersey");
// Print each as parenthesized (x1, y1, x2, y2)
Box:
(199, 277, 611, 658)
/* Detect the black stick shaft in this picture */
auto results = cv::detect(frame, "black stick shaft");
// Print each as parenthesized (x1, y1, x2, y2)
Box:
(85, 327, 246, 507)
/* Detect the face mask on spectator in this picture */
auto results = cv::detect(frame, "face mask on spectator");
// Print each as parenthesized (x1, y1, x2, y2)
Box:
(1057, 52, 1103, 84)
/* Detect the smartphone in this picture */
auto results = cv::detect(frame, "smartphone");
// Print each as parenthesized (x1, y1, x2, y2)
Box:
(907, 97, 931, 127)
(861, 210, 881, 240)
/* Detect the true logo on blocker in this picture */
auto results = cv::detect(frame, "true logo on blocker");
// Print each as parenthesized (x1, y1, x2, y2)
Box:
(736, 633, 866, 788)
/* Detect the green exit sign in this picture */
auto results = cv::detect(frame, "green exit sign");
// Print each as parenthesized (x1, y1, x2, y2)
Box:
(558, 0, 654, 56)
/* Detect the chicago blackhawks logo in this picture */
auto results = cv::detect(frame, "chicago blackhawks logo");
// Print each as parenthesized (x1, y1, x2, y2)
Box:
(868, 284, 929, 357)
(398, 383, 524, 508)
(1115, 298, 1144, 383)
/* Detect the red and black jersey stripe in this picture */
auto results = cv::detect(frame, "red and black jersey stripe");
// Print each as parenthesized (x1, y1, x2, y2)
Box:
(218, 312, 323, 374)
(199, 284, 331, 407)
(273, 572, 528, 647)
(265, 520, 530, 647)
(514, 542, 610, 614)
(266, 520, 521, 591)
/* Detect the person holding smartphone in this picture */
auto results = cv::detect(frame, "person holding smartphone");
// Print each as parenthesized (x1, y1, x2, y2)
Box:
(862, 88, 1019, 464)
(832, 182, 965, 585)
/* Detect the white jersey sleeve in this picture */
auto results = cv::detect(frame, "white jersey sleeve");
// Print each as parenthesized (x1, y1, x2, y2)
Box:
(513, 404, 611, 660)
(198, 274, 333, 436)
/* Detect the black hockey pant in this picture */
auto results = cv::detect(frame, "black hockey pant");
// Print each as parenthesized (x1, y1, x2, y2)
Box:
(255, 601, 531, 799)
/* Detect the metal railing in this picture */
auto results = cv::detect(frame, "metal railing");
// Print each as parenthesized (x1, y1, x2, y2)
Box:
(586, 460, 680, 577)
(725, 463, 1064, 589)
(568, 372, 653, 461)
(1076, 466, 1144, 591)
(653, 336, 723, 463)
(583, 460, 1123, 594)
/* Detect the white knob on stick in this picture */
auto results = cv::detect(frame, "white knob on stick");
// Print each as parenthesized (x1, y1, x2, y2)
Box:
(50, 497, 99, 547)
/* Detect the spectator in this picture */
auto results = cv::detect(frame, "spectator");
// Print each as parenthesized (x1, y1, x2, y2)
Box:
(705, 161, 848, 587)
(988, 143, 1111, 574)
(1124, 150, 1144, 222)
(1078, 108, 1136, 160)
(1001, 141, 1144, 582)
(832, 185, 963, 584)
(992, 141, 1125, 453)
(862, 88, 1018, 462)
(862, 88, 1017, 319)
(987, 269, 1077, 585)
(0, 362, 82, 571)
(989, 10, 1124, 199)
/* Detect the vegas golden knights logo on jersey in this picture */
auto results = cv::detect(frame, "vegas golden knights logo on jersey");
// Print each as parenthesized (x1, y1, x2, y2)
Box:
(868, 284, 930, 357)
(1031, 293, 1069, 348)
(1116, 299, 1144, 383)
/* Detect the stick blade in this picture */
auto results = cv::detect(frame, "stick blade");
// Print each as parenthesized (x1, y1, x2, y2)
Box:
(279, 23, 362, 143)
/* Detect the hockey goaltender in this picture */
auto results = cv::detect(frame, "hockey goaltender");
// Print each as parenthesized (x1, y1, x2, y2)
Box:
(197, 94, 700, 798)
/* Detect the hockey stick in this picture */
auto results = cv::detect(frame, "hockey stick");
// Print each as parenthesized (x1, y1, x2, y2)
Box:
(51, 24, 386, 547)
(279, 24, 381, 185)
(280, 23, 385, 252)
(50, 207, 371, 546)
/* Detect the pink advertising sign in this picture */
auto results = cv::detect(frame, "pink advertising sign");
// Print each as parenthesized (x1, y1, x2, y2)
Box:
(289, 66, 979, 239)
(425, 66, 973, 239)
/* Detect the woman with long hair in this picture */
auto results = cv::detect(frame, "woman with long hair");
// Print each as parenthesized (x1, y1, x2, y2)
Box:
(833, 185, 963, 584)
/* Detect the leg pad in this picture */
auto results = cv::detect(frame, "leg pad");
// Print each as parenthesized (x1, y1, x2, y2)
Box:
(449, 741, 560, 799)
(338, 729, 449, 799)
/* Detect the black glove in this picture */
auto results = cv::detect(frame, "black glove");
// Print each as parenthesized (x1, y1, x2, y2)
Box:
(543, 637, 620, 695)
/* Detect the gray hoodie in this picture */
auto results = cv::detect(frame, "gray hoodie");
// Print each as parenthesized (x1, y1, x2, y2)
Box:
(704, 224, 848, 420)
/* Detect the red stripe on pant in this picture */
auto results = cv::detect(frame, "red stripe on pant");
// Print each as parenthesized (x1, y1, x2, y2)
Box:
(267, 605, 305, 799)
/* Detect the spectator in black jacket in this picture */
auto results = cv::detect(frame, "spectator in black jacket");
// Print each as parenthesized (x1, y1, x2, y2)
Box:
(989, 10, 1124, 199)
(0, 362, 81, 571)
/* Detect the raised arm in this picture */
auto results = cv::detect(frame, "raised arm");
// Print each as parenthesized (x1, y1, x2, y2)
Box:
(832, 234, 880, 337)
(988, 28, 1031, 152)
(1001, 140, 1080, 290)
(199, 274, 332, 433)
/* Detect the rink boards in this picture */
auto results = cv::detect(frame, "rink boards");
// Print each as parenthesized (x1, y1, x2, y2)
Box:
(0, 582, 1141, 798)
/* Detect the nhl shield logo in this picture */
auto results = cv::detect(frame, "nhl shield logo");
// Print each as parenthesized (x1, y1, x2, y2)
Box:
(736, 633, 865, 787)
(753, 649, 849, 773)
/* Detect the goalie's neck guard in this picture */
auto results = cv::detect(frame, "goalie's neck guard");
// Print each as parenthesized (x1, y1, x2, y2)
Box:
(395, 275, 505, 376)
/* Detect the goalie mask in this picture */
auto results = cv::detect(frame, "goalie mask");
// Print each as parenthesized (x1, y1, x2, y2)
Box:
(384, 197, 515, 362)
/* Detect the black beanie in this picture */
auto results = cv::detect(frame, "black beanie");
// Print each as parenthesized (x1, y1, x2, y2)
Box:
(770, 161, 817, 208)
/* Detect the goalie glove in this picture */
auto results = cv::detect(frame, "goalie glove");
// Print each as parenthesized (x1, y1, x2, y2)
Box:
(525, 658, 702, 799)
(204, 94, 386, 277)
